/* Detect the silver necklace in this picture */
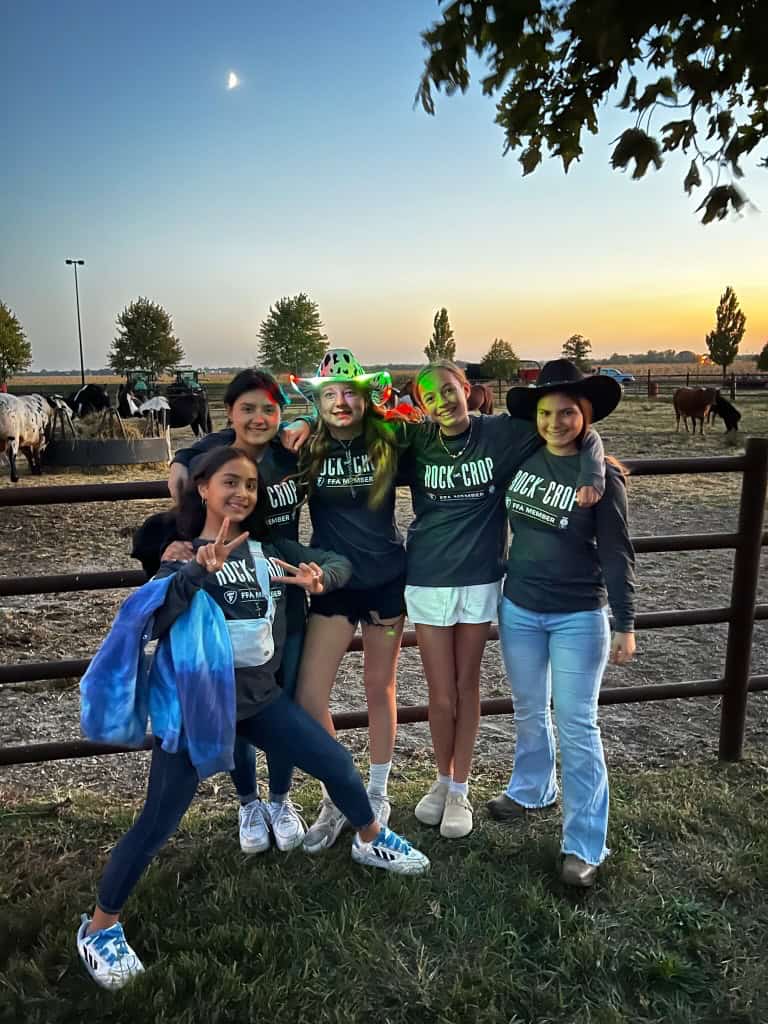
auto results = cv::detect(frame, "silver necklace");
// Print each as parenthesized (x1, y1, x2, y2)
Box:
(438, 418, 473, 460)
(339, 438, 357, 496)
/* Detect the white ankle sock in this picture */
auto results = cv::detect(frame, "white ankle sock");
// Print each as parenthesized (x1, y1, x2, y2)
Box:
(367, 761, 392, 796)
(438, 773, 453, 786)
(449, 780, 469, 797)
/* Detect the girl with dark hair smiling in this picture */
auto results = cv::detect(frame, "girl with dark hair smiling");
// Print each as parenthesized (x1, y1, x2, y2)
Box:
(489, 360, 635, 888)
(138, 368, 309, 855)
(78, 446, 430, 990)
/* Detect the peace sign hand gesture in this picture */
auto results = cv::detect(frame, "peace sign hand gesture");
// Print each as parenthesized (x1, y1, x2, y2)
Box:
(195, 518, 250, 574)
(272, 559, 325, 594)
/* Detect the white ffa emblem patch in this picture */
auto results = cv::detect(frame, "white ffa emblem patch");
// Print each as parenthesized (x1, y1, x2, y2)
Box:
(559, 517, 569, 529)
(223, 590, 238, 605)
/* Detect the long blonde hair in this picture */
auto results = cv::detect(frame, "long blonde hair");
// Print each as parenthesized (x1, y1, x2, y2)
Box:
(300, 395, 405, 508)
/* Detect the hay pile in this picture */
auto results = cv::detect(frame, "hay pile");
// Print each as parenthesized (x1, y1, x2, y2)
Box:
(74, 413, 143, 440)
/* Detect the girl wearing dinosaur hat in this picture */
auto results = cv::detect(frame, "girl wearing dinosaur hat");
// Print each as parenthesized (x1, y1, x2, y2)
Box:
(287, 351, 608, 845)
(288, 349, 414, 850)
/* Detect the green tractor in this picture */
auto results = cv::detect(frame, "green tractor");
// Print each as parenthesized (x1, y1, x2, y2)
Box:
(168, 366, 204, 394)
(125, 369, 157, 398)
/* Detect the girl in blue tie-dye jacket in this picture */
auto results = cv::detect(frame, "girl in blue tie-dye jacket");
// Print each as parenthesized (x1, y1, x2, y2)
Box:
(77, 446, 431, 992)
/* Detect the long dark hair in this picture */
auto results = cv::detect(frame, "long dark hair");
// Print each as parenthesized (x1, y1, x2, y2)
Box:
(224, 369, 287, 410)
(572, 396, 629, 478)
(176, 446, 271, 540)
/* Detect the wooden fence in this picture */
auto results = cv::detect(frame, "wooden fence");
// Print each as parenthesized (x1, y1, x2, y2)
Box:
(1, 440, 767, 768)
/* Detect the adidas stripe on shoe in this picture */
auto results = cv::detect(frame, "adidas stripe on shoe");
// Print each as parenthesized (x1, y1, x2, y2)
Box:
(351, 826, 430, 875)
(76, 914, 144, 990)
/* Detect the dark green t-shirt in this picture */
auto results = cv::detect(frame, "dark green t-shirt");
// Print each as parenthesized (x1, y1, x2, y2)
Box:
(401, 415, 605, 587)
(174, 429, 302, 541)
(308, 434, 405, 589)
(503, 448, 635, 630)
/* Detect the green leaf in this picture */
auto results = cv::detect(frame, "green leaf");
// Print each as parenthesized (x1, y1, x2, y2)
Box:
(610, 128, 663, 179)
(617, 75, 637, 110)
(683, 160, 701, 195)
(519, 146, 542, 175)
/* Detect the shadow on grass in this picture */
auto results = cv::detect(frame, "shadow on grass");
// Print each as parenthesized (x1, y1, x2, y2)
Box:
(1, 760, 767, 1024)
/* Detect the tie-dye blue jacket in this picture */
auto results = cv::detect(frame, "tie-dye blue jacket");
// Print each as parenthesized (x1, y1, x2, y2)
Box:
(80, 575, 236, 779)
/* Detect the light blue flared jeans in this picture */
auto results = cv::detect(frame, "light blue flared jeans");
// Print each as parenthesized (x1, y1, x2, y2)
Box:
(499, 598, 611, 866)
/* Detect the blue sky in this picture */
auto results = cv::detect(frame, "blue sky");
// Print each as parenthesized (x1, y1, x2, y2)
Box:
(3, 0, 767, 371)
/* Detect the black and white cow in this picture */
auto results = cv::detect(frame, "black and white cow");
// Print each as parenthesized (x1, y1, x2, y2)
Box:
(118, 386, 212, 436)
(66, 383, 111, 418)
(0, 394, 55, 483)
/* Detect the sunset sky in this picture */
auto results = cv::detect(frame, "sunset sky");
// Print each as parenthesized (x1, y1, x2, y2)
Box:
(3, 1, 767, 371)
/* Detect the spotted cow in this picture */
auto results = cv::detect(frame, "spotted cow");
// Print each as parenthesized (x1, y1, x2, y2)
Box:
(0, 394, 55, 483)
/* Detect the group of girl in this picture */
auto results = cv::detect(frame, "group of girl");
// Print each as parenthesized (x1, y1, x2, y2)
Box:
(77, 350, 635, 989)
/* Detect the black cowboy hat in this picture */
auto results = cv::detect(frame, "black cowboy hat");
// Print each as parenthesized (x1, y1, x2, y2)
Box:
(505, 359, 622, 422)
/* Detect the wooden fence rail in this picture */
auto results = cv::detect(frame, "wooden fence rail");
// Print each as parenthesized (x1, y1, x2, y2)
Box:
(1, 440, 767, 767)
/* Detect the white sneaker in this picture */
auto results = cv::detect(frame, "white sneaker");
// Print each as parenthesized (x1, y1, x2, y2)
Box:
(440, 791, 474, 838)
(414, 780, 449, 826)
(264, 798, 306, 852)
(239, 799, 271, 854)
(368, 792, 392, 828)
(303, 798, 347, 853)
(76, 914, 144, 990)
(351, 827, 430, 876)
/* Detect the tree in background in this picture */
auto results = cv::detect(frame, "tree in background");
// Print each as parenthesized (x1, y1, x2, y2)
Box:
(258, 293, 328, 373)
(0, 302, 32, 385)
(756, 342, 768, 372)
(562, 334, 592, 371)
(109, 298, 184, 376)
(425, 307, 456, 362)
(417, 2, 767, 223)
(706, 287, 746, 377)
(480, 338, 518, 379)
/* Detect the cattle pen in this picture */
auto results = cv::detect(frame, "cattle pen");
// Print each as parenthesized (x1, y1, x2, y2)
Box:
(1, 437, 767, 770)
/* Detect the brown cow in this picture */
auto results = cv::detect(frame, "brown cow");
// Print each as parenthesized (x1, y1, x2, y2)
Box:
(673, 387, 718, 434)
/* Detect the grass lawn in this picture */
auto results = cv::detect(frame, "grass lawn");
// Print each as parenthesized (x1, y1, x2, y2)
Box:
(1, 760, 767, 1024)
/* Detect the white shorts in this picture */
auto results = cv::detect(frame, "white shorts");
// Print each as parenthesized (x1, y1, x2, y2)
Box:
(405, 582, 501, 627)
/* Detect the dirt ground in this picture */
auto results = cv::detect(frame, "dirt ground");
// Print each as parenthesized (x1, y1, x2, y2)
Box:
(2, 395, 767, 803)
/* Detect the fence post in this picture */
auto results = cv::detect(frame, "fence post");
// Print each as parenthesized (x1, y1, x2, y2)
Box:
(686, 370, 690, 387)
(729, 373, 736, 400)
(647, 369, 652, 397)
(719, 437, 768, 760)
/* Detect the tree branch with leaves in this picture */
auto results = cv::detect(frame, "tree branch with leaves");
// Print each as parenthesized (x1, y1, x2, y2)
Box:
(417, 1, 767, 223)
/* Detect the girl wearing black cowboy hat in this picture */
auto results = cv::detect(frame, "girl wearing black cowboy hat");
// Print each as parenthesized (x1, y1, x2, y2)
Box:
(284, 356, 609, 844)
(487, 359, 636, 888)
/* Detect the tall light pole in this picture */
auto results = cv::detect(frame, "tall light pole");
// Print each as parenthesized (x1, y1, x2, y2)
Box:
(65, 258, 86, 385)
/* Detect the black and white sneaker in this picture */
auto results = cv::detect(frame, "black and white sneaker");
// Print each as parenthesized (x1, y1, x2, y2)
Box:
(351, 826, 430, 875)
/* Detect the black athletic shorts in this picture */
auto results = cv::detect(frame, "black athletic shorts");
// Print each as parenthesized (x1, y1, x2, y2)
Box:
(309, 573, 406, 626)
